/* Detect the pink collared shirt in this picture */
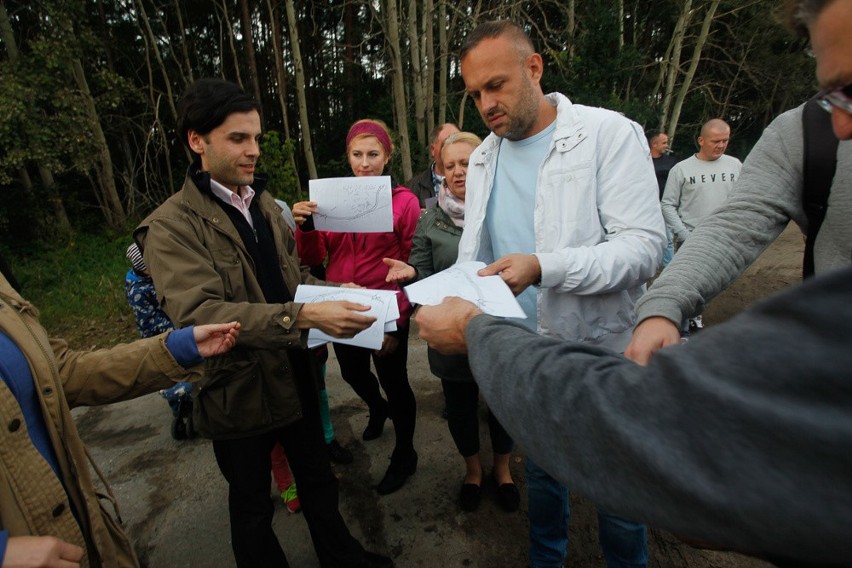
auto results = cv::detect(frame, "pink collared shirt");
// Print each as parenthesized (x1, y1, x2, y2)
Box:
(210, 179, 256, 227)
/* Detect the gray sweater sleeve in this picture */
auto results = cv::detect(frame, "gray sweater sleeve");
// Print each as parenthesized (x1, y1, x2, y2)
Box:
(634, 106, 807, 325)
(466, 265, 852, 564)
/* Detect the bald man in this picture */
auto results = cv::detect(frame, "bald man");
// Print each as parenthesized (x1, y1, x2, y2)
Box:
(660, 119, 742, 245)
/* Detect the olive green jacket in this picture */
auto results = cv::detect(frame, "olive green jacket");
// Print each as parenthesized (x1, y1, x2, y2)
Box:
(407, 205, 473, 381)
(0, 274, 193, 567)
(135, 168, 326, 439)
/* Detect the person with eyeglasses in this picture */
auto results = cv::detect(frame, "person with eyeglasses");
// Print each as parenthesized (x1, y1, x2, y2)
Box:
(625, 0, 852, 365)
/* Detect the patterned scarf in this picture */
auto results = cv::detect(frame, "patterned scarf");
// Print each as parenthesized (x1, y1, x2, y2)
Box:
(438, 181, 465, 227)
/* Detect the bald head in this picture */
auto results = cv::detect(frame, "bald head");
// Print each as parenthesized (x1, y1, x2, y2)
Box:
(430, 123, 460, 172)
(697, 119, 731, 161)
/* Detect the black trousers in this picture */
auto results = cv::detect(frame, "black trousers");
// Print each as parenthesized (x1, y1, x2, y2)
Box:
(333, 325, 416, 460)
(441, 379, 514, 458)
(212, 371, 364, 568)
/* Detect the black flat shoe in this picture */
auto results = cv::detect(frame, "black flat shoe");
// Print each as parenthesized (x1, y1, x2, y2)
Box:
(494, 479, 520, 513)
(357, 550, 394, 567)
(376, 451, 417, 495)
(459, 482, 481, 512)
(362, 404, 388, 441)
(327, 439, 354, 464)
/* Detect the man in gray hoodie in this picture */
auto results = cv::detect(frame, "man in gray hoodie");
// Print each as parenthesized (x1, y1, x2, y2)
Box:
(625, 0, 852, 365)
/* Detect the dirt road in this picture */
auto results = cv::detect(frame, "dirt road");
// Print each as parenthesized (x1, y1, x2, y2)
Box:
(76, 225, 803, 567)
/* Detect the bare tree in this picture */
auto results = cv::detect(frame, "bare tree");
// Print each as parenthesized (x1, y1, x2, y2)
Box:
(285, 0, 317, 179)
(669, 0, 722, 141)
(239, 0, 263, 106)
(218, 0, 244, 88)
(659, 0, 693, 132)
(383, 0, 413, 180)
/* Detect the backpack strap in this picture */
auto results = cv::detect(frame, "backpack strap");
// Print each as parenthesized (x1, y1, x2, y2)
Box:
(801, 98, 839, 278)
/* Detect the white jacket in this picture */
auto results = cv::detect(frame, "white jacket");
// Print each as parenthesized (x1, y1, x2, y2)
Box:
(457, 93, 666, 350)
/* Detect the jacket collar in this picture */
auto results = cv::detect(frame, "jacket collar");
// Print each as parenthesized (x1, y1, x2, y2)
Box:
(470, 92, 587, 167)
(188, 159, 269, 198)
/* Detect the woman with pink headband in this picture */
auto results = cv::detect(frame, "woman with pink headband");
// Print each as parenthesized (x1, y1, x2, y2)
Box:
(296, 119, 421, 495)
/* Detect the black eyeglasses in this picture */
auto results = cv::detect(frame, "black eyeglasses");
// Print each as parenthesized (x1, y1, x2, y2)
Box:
(815, 82, 852, 114)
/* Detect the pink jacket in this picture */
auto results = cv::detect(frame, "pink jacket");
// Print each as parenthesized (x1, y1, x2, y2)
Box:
(296, 186, 421, 325)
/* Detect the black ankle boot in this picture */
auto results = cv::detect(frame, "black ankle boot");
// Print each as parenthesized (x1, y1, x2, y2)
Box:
(362, 403, 388, 441)
(376, 450, 417, 495)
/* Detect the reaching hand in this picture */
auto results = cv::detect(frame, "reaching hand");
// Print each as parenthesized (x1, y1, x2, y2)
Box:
(193, 322, 241, 358)
(478, 254, 541, 295)
(298, 301, 376, 338)
(4, 535, 84, 568)
(415, 297, 483, 354)
(383, 258, 415, 283)
(624, 316, 681, 365)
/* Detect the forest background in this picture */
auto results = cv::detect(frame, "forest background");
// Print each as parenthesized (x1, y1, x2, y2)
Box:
(0, 0, 815, 342)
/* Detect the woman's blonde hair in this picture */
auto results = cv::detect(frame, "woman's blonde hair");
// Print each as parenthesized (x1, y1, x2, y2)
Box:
(441, 131, 482, 154)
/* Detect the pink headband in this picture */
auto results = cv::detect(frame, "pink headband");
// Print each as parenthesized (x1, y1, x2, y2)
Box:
(346, 122, 392, 155)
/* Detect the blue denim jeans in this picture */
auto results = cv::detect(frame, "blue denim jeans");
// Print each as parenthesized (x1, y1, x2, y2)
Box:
(662, 226, 674, 268)
(526, 457, 648, 568)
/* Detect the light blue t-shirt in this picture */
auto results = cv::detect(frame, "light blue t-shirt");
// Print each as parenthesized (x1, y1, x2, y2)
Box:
(486, 121, 556, 330)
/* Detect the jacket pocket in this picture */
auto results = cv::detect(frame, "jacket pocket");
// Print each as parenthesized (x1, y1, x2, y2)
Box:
(194, 358, 270, 437)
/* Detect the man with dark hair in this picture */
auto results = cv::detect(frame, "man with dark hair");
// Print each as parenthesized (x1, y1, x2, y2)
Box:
(135, 78, 393, 568)
(456, 20, 665, 568)
(404, 122, 460, 208)
(625, 0, 851, 364)
(647, 130, 678, 266)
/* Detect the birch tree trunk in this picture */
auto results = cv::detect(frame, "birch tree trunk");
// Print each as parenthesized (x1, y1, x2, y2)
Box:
(135, 0, 179, 123)
(265, 0, 300, 188)
(668, 0, 721, 142)
(385, 0, 413, 181)
(219, 0, 244, 88)
(617, 0, 624, 51)
(173, 0, 194, 84)
(436, 0, 448, 125)
(239, 0, 263, 106)
(568, 0, 576, 59)
(423, 0, 435, 135)
(285, 0, 317, 179)
(659, 0, 693, 131)
(70, 57, 126, 230)
(407, 0, 425, 148)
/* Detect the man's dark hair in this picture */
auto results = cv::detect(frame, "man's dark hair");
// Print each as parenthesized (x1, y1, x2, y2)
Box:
(459, 20, 535, 62)
(784, 0, 833, 38)
(646, 130, 667, 145)
(177, 78, 261, 151)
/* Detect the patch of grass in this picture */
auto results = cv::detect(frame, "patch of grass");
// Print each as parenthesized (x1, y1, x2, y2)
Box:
(7, 233, 137, 347)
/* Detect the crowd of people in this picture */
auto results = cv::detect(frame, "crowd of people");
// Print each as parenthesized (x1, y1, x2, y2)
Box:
(1, 0, 850, 566)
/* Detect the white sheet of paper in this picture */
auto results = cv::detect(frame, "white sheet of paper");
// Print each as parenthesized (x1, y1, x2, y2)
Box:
(295, 285, 399, 349)
(309, 176, 393, 233)
(403, 261, 527, 319)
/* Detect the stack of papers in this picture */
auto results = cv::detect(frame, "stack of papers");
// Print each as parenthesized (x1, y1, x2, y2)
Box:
(294, 285, 400, 350)
(403, 261, 527, 319)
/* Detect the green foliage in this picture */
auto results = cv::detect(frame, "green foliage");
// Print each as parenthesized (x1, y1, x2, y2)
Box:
(258, 131, 301, 203)
(4, 232, 136, 346)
